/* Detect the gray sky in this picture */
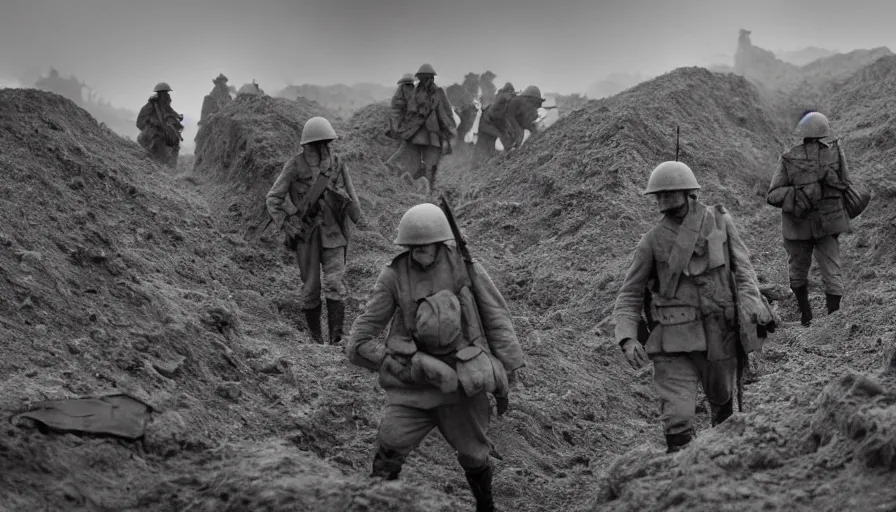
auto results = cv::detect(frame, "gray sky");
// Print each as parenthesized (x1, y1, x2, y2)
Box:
(1, 0, 893, 142)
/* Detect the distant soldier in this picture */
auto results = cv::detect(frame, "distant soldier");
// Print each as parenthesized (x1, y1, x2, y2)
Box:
(385, 73, 415, 140)
(199, 73, 232, 126)
(384, 63, 457, 191)
(767, 112, 851, 326)
(266, 117, 362, 345)
(614, 161, 775, 453)
(502, 85, 545, 150)
(136, 82, 183, 168)
(347, 202, 525, 512)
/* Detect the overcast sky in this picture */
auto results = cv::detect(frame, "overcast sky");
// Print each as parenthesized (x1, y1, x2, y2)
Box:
(1, 0, 893, 145)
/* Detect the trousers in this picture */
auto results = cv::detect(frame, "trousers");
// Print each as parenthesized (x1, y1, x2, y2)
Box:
(295, 227, 347, 310)
(783, 235, 843, 294)
(651, 352, 736, 435)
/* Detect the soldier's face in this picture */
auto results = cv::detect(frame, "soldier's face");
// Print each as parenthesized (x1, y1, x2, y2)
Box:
(655, 191, 688, 213)
(411, 244, 438, 268)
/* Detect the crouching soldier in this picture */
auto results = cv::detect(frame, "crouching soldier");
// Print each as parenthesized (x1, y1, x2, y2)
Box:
(614, 161, 775, 453)
(347, 203, 525, 512)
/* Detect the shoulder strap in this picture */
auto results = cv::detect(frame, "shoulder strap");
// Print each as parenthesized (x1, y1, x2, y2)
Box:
(660, 201, 707, 298)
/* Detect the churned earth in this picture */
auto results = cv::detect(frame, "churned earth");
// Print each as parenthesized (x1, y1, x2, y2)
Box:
(1, 48, 895, 512)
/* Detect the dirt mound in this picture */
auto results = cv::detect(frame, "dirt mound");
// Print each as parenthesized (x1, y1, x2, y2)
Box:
(191, 95, 336, 238)
(0, 89, 468, 510)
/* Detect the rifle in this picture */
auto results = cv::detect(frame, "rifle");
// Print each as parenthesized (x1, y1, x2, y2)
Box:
(439, 193, 512, 411)
(675, 125, 680, 161)
(439, 193, 472, 262)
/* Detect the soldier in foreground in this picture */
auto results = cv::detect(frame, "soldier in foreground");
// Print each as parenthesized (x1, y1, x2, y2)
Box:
(385, 73, 415, 140)
(266, 117, 361, 344)
(384, 63, 457, 191)
(766, 112, 851, 326)
(614, 161, 775, 453)
(136, 82, 183, 168)
(347, 202, 525, 512)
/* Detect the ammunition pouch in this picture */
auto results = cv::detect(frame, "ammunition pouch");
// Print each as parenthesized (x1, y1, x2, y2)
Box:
(410, 352, 458, 394)
(455, 345, 509, 397)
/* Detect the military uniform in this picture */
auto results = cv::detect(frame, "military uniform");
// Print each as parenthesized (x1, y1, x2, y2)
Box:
(502, 94, 543, 149)
(615, 196, 770, 448)
(136, 83, 183, 168)
(384, 64, 457, 189)
(348, 204, 524, 512)
(266, 123, 360, 344)
(767, 137, 850, 320)
(386, 76, 415, 140)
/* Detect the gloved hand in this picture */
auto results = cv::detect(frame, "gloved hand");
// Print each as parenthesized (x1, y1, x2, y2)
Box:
(496, 395, 510, 416)
(750, 307, 775, 326)
(794, 188, 812, 218)
(621, 338, 649, 370)
(756, 320, 778, 338)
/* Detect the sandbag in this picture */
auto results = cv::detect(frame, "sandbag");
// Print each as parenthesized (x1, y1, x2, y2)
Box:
(842, 179, 871, 219)
(13, 394, 153, 440)
(455, 345, 508, 396)
(410, 352, 458, 394)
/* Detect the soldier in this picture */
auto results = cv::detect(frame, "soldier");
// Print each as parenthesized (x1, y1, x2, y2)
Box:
(384, 63, 457, 191)
(502, 85, 545, 150)
(136, 82, 184, 168)
(614, 161, 775, 453)
(266, 117, 362, 345)
(347, 203, 525, 512)
(385, 73, 415, 140)
(199, 73, 232, 126)
(767, 111, 850, 326)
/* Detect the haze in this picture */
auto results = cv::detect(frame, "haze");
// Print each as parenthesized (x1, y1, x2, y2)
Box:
(2, 0, 893, 152)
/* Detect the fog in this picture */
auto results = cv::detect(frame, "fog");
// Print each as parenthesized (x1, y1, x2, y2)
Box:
(2, 0, 894, 153)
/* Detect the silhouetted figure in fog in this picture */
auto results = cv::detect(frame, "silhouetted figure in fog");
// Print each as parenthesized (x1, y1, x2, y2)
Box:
(136, 82, 183, 168)
(386, 73, 416, 140)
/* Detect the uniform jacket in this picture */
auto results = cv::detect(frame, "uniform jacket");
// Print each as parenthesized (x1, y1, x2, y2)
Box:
(396, 83, 457, 147)
(766, 139, 850, 240)
(504, 96, 542, 147)
(347, 244, 525, 409)
(136, 97, 183, 148)
(265, 150, 359, 250)
(614, 200, 769, 360)
(386, 84, 415, 138)
(199, 86, 232, 125)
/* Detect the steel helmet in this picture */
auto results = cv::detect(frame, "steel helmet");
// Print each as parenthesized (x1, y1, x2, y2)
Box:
(643, 161, 701, 195)
(521, 85, 542, 99)
(398, 73, 416, 84)
(796, 111, 831, 138)
(393, 203, 454, 245)
(213, 73, 228, 84)
(153, 82, 172, 93)
(501, 82, 515, 92)
(416, 63, 437, 76)
(238, 83, 262, 96)
(301, 116, 337, 145)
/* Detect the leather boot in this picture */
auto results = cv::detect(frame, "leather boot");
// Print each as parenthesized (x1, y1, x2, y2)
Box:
(303, 305, 323, 344)
(464, 465, 495, 512)
(371, 447, 403, 480)
(710, 400, 734, 427)
(826, 293, 842, 315)
(326, 299, 345, 345)
(792, 285, 812, 326)
(665, 429, 694, 453)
